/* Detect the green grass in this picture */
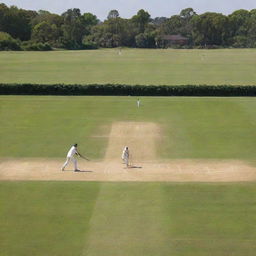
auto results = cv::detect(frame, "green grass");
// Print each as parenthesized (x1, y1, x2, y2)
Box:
(0, 181, 100, 256)
(0, 49, 256, 85)
(1, 96, 256, 161)
(1, 181, 256, 256)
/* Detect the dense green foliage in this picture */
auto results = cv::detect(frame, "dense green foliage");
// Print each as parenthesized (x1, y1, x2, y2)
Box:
(1, 96, 256, 160)
(1, 181, 256, 256)
(0, 31, 21, 50)
(1, 83, 256, 96)
(21, 41, 52, 51)
(0, 31, 52, 51)
(0, 3, 256, 49)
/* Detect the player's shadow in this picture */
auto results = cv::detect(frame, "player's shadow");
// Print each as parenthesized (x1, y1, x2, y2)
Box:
(75, 170, 93, 173)
(64, 170, 93, 173)
(128, 165, 142, 169)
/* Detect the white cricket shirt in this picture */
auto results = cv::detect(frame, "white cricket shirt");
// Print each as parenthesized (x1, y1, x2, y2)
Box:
(122, 149, 129, 159)
(67, 146, 77, 157)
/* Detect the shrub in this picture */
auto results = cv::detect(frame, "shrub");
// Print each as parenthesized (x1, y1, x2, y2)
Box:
(0, 32, 21, 51)
(21, 41, 52, 51)
(135, 32, 155, 48)
(232, 36, 248, 48)
(82, 36, 99, 49)
(0, 84, 256, 96)
(83, 41, 98, 49)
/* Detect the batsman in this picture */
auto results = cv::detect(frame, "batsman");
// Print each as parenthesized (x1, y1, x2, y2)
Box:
(61, 143, 89, 172)
(122, 146, 130, 168)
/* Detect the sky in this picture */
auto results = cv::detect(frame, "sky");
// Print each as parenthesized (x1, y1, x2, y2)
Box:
(1, 0, 256, 20)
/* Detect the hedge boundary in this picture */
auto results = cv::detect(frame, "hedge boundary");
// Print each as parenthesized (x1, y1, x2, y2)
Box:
(0, 83, 256, 96)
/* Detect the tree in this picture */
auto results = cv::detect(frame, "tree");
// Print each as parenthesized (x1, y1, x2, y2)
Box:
(151, 17, 167, 26)
(228, 9, 250, 46)
(60, 8, 100, 49)
(80, 12, 99, 40)
(88, 18, 124, 47)
(62, 8, 81, 24)
(228, 9, 250, 37)
(1, 4, 256, 50)
(0, 3, 8, 31)
(179, 8, 197, 44)
(131, 9, 151, 33)
(82, 12, 98, 28)
(0, 31, 21, 50)
(246, 10, 256, 47)
(30, 10, 63, 47)
(32, 21, 52, 42)
(107, 10, 119, 20)
(192, 12, 229, 46)
(61, 8, 84, 49)
(180, 8, 196, 20)
(105, 10, 122, 46)
(31, 10, 63, 28)
(0, 5, 37, 41)
(32, 21, 61, 46)
(135, 31, 156, 48)
(161, 15, 183, 35)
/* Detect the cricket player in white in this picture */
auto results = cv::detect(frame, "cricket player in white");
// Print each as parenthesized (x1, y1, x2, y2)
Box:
(137, 98, 140, 108)
(62, 144, 81, 172)
(121, 146, 130, 168)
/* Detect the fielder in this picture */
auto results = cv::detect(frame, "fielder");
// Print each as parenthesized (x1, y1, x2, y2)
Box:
(121, 146, 130, 168)
(62, 143, 88, 172)
(137, 98, 140, 108)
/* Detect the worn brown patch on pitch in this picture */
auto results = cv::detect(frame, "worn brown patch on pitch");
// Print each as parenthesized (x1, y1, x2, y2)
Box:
(104, 122, 160, 161)
(1, 158, 256, 182)
(1, 121, 256, 182)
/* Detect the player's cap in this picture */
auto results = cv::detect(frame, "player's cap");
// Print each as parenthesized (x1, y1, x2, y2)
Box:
(74, 143, 78, 147)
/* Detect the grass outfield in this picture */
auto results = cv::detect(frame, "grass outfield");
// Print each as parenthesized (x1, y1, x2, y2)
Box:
(1, 181, 256, 256)
(0, 49, 256, 85)
(1, 96, 256, 161)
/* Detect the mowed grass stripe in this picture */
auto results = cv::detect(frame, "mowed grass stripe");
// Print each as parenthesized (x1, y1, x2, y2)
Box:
(1, 182, 256, 255)
(162, 183, 256, 255)
(159, 97, 256, 159)
(84, 183, 256, 256)
(83, 183, 170, 256)
(0, 181, 100, 256)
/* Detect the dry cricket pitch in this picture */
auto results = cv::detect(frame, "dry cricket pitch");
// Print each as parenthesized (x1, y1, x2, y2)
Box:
(1, 122, 256, 182)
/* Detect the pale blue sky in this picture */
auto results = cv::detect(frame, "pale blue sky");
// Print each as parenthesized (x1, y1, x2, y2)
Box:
(1, 0, 256, 20)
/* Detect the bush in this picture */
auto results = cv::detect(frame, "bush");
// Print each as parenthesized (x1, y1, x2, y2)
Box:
(21, 41, 52, 51)
(0, 83, 256, 96)
(135, 33, 155, 48)
(232, 36, 248, 48)
(83, 41, 98, 49)
(0, 32, 21, 51)
(82, 37, 99, 49)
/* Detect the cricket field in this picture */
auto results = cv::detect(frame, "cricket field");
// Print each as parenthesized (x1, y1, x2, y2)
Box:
(0, 48, 256, 85)
(1, 47, 256, 256)
(1, 95, 256, 255)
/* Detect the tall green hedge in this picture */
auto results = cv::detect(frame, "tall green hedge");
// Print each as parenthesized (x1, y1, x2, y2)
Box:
(0, 83, 256, 96)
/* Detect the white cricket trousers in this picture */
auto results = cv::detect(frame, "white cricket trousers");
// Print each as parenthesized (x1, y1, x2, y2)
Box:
(124, 157, 129, 167)
(62, 156, 77, 170)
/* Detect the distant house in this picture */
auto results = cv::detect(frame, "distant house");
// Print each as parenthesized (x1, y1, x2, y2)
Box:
(159, 34, 189, 48)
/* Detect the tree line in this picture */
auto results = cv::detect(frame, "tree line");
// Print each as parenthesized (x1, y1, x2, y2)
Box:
(0, 3, 256, 50)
